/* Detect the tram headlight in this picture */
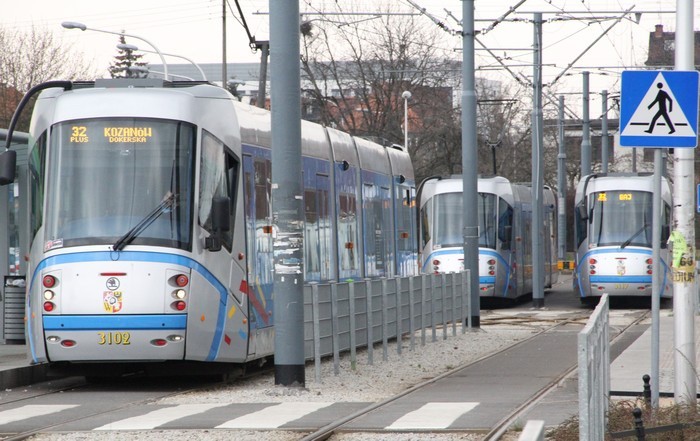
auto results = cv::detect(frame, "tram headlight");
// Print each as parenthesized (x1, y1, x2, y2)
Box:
(175, 274, 189, 287)
(43, 275, 57, 288)
(172, 300, 187, 311)
(487, 259, 496, 265)
(174, 289, 187, 300)
(43, 290, 55, 300)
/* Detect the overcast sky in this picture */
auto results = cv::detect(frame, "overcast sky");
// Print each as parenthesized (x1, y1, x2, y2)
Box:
(2, 0, 691, 111)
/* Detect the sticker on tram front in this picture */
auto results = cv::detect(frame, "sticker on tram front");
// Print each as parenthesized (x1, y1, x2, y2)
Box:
(103, 291, 123, 313)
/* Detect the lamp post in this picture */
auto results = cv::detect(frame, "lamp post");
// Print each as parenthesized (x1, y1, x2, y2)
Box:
(62, 21, 169, 80)
(401, 90, 412, 149)
(117, 43, 206, 81)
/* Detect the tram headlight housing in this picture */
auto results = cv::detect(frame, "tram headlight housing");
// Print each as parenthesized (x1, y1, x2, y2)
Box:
(41, 271, 61, 313)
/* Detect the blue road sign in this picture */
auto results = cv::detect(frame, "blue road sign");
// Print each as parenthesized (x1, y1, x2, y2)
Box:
(620, 70, 699, 148)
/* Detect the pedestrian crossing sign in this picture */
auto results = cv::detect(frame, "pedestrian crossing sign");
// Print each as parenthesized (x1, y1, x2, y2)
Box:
(620, 70, 699, 148)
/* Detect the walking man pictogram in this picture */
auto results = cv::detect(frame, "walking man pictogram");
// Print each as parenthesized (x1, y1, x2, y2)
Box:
(645, 82, 675, 134)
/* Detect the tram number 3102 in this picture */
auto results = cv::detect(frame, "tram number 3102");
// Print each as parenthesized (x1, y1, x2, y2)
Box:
(97, 331, 131, 345)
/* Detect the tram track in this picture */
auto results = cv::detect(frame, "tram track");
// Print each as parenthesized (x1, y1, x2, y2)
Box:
(300, 310, 599, 441)
(480, 308, 650, 441)
(0, 304, 651, 440)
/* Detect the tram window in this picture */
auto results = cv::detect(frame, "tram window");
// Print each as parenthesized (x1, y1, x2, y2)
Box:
(338, 192, 358, 273)
(254, 160, 271, 222)
(29, 132, 47, 242)
(497, 198, 513, 250)
(199, 130, 237, 250)
(420, 206, 431, 249)
(575, 203, 588, 248)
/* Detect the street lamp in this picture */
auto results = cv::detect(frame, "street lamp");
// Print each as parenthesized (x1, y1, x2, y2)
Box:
(401, 90, 412, 149)
(117, 43, 206, 81)
(61, 21, 169, 80)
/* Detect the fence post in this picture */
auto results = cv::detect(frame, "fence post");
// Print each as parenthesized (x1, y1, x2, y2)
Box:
(633, 407, 645, 441)
(312, 283, 321, 383)
(382, 278, 388, 361)
(431, 274, 437, 342)
(409, 275, 415, 351)
(462, 271, 467, 333)
(396, 277, 402, 355)
(421, 274, 427, 346)
(366, 279, 373, 365)
(441, 273, 447, 340)
(331, 283, 340, 376)
(349, 281, 356, 371)
(642, 374, 651, 407)
(451, 273, 457, 337)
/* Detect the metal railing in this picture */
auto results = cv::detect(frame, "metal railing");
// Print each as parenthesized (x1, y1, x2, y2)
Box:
(578, 293, 610, 441)
(518, 420, 546, 441)
(303, 271, 472, 381)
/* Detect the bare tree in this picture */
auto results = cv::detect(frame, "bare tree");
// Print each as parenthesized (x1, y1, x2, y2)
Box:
(0, 25, 96, 130)
(299, 5, 542, 186)
(299, 4, 464, 182)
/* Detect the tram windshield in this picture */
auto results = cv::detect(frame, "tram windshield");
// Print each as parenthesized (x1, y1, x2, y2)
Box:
(589, 190, 653, 248)
(432, 192, 497, 249)
(43, 118, 195, 251)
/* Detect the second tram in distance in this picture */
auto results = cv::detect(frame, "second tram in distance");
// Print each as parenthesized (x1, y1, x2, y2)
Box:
(418, 175, 559, 299)
(573, 172, 673, 303)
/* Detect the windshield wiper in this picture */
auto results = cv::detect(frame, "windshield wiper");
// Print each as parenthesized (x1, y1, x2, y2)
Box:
(620, 223, 648, 249)
(112, 192, 177, 252)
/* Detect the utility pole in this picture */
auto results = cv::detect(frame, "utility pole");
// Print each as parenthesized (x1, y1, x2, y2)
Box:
(673, 0, 696, 406)
(270, 0, 305, 387)
(531, 13, 545, 308)
(462, 0, 480, 328)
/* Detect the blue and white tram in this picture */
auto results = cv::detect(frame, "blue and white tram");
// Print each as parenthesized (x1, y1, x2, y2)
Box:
(2, 78, 417, 372)
(573, 173, 672, 303)
(418, 175, 559, 299)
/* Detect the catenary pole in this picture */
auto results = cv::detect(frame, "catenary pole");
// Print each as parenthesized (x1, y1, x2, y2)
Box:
(601, 90, 609, 173)
(462, 0, 480, 328)
(222, 1, 227, 87)
(531, 13, 545, 308)
(581, 71, 591, 176)
(270, 0, 305, 387)
(672, 0, 696, 406)
(557, 95, 567, 261)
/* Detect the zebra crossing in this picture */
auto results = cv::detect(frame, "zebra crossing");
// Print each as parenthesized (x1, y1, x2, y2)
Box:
(0, 401, 483, 432)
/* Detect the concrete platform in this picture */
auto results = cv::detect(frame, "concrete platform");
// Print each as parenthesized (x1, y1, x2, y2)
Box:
(611, 312, 700, 397)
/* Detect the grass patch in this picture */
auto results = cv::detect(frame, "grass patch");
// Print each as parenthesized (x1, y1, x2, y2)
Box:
(545, 398, 700, 440)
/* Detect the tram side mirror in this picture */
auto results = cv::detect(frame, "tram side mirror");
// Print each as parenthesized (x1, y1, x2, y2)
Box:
(0, 150, 17, 186)
(577, 204, 588, 222)
(205, 196, 231, 252)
